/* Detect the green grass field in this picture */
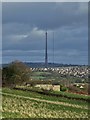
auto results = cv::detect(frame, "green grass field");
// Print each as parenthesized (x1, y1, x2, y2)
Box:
(31, 71, 52, 80)
(1, 87, 89, 118)
(14, 85, 90, 101)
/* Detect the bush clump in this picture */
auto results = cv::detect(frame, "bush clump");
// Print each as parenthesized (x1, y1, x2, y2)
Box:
(60, 85, 68, 92)
(2, 60, 32, 87)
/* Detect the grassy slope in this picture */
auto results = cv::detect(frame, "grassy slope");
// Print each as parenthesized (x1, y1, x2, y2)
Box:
(13, 85, 90, 101)
(2, 87, 89, 106)
(2, 87, 89, 118)
(2, 95, 88, 118)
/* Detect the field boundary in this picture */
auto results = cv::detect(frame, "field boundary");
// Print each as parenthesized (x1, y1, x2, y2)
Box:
(14, 87, 90, 102)
(1, 92, 88, 109)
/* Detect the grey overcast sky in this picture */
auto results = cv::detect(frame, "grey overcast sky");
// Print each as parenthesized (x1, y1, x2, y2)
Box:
(2, 2, 88, 65)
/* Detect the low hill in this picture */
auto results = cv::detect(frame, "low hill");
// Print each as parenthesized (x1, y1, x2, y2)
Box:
(2, 62, 85, 68)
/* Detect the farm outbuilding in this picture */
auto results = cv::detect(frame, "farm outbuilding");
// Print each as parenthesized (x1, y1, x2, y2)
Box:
(35, 84, 60, 91)
(26, 80, 60, 92)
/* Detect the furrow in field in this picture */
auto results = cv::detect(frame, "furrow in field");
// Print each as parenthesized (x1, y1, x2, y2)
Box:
(1, 92, 88, 109)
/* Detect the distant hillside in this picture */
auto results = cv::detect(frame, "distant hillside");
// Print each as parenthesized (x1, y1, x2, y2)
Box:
(2, 62, 85, 68)
(25, 62, 83, 68)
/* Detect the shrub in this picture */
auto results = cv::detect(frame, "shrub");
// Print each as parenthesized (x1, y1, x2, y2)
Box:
(60, 85, 67, 92)
(2, 60, 32, 87)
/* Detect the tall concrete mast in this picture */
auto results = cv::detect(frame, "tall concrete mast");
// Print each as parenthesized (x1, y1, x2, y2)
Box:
(45, 31, 48, 68)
